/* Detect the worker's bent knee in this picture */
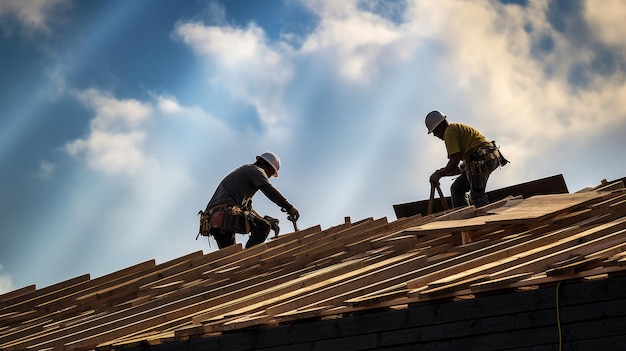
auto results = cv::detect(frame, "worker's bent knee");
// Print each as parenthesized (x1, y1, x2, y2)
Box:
(213, 231, 236, 249)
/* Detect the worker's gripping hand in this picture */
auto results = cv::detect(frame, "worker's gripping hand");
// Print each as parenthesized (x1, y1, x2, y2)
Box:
(287, 207, 300, 222)
(429, 169, 443, 185)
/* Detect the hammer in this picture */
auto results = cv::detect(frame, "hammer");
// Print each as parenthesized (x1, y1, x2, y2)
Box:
(282, 208, 299, 232)
(287, 215, 298, 232)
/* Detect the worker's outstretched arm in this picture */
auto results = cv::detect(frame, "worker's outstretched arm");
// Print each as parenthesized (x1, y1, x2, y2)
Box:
(441, 153, 463, 176)
(430, 152, 462, 184)
(259, 183, 297, 210)
(259, 184, 299, 221)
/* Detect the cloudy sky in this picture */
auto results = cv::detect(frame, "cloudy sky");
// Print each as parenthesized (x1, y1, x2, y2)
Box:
(1, 0, 625, 293)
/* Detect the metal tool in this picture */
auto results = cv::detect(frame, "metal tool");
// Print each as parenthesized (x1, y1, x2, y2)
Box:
(282, 207, 299, 232)
(287, 215, 298, 232)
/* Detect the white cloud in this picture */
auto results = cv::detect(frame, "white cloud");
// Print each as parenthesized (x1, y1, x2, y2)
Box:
(0, 264, 14, 294)
(76, 89, 152, 130)
(172, 0, 626, 202)
(66, 130, 151, 175)
(156, 95, 184, 114)
(391, 0, 626, 178)
(583, 0, 626, 54)
(174, 19, 294, 130)
(65, 89, 156, 176)
(300, 0, 411, 82)
(0, 0, 69, 35)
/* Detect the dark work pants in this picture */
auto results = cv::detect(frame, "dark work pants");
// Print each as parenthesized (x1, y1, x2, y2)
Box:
(244, 216, 272, 248)
(212, 215, 271, 249)
(450, 170, 490, 208)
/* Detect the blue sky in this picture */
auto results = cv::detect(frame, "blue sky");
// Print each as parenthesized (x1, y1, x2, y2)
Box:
(1, 0, 625, 293)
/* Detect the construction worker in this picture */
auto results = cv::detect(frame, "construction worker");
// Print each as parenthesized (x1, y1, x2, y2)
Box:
(201, 152, 299, 249)
(425, 111, 508, 208)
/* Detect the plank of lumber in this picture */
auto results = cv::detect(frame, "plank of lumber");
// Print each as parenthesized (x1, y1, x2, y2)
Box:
(29, 252, 200, 319)
(427, 271, 489, 289)
(75, 256, 207, 309)
(469, 273, 534, 292)
(405, 223, 582, 290)
(0, 274, 90, 312)
(489, 227, 626, 280)
(546, 257, 605, 276)
(419, 274, 490, 298)
(262, 224, 326, 255)
(63, 264, 352, 345)
(155, 259, 362, 323)
(208, 313, 275, 333)
(291, 218, 394, 264)
(435, 206, 477, 221)
(485, 191, 611, 225)
(192, 253, 422, 324)
(258, 218, 386, 265)
(506, 265, 626, 289)
(409, 219, 626, 292)
(447, 239, 491, 254)
(345, 289, 410, 307)
(0, 285, 36, 304)
(266, 224, 324, 247)
(273, 305, 335, 322)
(346, 215, 437, 253)
(550, 207, 611, 228)
(260, 252, 432, 314)
(595, 181, 625, 192)
(404, 216, 499, 235)
(476, 196, 523, 215)
(137, 246, 243, 291)
(407, 199, 625, 292)
(262, 252, 428, 317)
(0, 257, 306, 351)
(602, 251, 626, 267)
(40, 256, 188, 313)
(393, 174, 569, 218)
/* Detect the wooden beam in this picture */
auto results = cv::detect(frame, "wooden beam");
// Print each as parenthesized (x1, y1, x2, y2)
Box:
(263, 253, 428, 317)
(393, 174, 568, 218)
(405, 223, 588, 290)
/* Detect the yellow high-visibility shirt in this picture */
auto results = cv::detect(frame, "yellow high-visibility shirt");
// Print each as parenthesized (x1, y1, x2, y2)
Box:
(443, 123, 489, 159)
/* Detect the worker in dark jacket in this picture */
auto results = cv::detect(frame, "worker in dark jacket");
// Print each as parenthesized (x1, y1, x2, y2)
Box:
(425, 111, 508, 208)
(203, 152, 299, 249)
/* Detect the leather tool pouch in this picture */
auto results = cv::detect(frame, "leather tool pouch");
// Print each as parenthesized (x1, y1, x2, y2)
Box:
(210, 208, 237, 233)
(197, 206, 238, 239)
(466, 145, 500, 191)
(197, 205, 253, 240)
(197, 210, 212, 238)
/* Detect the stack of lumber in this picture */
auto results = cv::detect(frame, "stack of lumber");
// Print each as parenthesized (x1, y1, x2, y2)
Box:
(1, 179, 625, 351)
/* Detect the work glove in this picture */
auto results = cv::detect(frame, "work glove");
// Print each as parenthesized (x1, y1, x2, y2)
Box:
(264, 215, 280, 237)
(287, 207, 300, 222)
(429, 169, 443, 185)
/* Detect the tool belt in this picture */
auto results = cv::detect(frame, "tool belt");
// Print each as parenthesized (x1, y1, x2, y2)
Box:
(197, 204, 251, 239)
(465, 141, 508, 190)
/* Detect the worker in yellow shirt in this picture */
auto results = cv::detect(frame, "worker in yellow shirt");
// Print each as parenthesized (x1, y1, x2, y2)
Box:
(425, 111, 508, 208)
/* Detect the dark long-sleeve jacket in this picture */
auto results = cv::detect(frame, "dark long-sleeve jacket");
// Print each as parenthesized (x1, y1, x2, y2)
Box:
(206, 164, 293, 212)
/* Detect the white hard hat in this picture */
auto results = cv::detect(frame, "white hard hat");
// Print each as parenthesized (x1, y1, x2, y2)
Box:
(425, 110, 446, 134)
(256, 152, 281, 177)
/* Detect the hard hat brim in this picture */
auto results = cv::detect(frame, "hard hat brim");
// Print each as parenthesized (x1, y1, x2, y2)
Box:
(427, 119, 444, 134)
(256, 155, 278, 177)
